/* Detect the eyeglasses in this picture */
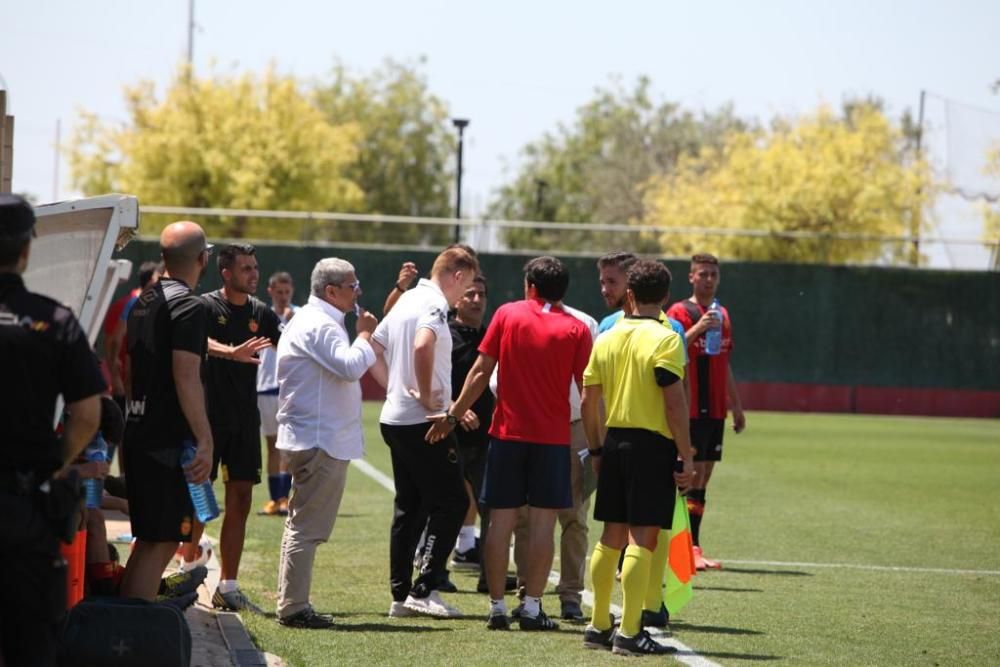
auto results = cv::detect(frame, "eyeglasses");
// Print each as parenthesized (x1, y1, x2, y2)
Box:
(340, 280, 361, 292)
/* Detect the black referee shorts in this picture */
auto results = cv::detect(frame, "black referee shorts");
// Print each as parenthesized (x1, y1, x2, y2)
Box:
(593, 427, 677, 529)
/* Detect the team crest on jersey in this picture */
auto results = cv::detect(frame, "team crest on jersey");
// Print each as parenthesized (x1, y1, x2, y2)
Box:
(217, 315, 228, 326)
(249, 320, 259, 333)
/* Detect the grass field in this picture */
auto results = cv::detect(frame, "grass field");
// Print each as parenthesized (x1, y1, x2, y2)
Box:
(221, 407, 999, 666)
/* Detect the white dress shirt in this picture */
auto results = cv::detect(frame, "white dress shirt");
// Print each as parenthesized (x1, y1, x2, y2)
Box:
(276, 295, 375, 460)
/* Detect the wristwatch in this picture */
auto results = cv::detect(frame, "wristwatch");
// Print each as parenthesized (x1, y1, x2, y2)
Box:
(445, 412, 459, 427)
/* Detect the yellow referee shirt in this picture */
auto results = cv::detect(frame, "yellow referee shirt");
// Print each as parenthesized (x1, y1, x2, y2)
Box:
(583, 315, 686, 439)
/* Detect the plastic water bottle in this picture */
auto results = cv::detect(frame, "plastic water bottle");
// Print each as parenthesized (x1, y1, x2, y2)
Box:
(83, 435, 107, 509)
(181, 440, 220, 523)
(704, 299, 722, 356)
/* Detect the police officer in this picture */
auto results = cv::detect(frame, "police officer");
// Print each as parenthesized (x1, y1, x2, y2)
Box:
(0, 194, 105, 666)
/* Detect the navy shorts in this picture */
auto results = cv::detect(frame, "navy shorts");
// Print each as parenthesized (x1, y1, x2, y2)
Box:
(481, 438, 572, 510)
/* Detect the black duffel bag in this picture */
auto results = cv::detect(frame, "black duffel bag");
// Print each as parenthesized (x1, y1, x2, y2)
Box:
(58, 596, 192, 667)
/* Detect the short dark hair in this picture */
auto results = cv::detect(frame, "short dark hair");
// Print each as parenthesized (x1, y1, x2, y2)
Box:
(138, 261, 160, 289)
(472, 273, 487, 294)
(269, 271, 293, 288)
(691, 252, 719, 267)
(597, 251, 638, 271)
(627, 260, 671, 305)
(523, 256, 569, 301)
(0, 231, 31, 268)
(218, 243, 256, 274)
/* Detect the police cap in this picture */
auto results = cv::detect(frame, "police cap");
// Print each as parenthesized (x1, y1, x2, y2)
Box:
(0, 194, 36, 238)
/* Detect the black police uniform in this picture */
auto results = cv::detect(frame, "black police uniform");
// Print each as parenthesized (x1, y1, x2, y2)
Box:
(202, 290, 280, 483)
(0, 271, 106, 666)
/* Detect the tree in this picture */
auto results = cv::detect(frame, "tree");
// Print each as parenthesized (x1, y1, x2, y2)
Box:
(313, 58, 456, 245)
(983, 142, 1000, 244)
(67, 66, 363, 240)
(488, 77, 746, 251)
(641, 104, 933, 265)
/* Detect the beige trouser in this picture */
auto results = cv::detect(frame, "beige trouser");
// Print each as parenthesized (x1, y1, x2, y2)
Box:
(514, 420, 591, 604)
(276, 448, 350, 619)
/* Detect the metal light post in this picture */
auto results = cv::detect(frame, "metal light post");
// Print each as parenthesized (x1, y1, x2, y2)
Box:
(452, 118, 469, 243)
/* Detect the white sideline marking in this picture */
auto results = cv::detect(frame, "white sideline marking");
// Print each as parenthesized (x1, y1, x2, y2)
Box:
(353, 458, 718, 665)
(722, 558, 1000, 577)
(352, 458, 396, 493)
(546, 570, 721, 666)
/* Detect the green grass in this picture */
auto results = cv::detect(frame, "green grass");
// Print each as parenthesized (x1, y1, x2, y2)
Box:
(224, 407, 1000, 666)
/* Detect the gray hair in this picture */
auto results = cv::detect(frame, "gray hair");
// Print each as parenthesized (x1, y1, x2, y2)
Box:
(310, 258, 355, 297)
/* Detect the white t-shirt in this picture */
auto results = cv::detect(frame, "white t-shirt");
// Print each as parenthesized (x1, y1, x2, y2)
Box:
(563, 304, 599, 421)
(487, 303, 598, 422)
(256, 305, 297, 393)
(372, 278, 453, 425)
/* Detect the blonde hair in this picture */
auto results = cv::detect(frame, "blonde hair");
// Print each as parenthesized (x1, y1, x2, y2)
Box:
(430, 247, 479, 278)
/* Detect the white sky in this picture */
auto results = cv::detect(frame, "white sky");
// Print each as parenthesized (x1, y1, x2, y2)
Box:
(2, 0, 998, 266)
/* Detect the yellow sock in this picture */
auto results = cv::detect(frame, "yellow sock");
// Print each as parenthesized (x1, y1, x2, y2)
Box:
(588, 542, 621, 631)
(621, 544, 653, 637)
(644, 529, 669, 611)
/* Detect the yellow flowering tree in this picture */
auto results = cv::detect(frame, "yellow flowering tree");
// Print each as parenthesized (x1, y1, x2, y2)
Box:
(641, 104, 933, 264)
(68, 66, 363, 240)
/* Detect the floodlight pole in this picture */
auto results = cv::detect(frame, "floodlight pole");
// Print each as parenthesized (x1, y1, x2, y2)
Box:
(910, 89, 926, 267)
(187, 0, 195, 66)
(452, 118, 469, 243)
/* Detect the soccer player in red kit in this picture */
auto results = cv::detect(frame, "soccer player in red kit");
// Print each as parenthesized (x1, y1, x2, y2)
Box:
(666, 253, 746, 571)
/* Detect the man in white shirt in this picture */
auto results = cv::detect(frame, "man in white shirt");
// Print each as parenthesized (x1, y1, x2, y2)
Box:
(274, 258, 378, 629)
(257, 271, 298, 516)
(370, 246, 479, 619)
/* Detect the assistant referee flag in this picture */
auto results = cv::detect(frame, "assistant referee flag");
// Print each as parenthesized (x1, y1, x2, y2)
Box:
(665, 489, 696, 614)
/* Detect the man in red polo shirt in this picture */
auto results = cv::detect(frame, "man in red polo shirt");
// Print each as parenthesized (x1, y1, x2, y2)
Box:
(427, 256, 593, 632)
(666, 252, 746, 571)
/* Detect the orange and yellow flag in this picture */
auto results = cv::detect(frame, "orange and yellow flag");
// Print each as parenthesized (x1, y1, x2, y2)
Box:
(664, 489, 696, 614)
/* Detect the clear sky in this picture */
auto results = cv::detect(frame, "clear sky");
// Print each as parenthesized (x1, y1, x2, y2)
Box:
(2, 0, 998, 264)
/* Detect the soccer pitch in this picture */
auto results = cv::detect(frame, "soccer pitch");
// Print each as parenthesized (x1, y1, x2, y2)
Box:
(234, 407, 1000, 666)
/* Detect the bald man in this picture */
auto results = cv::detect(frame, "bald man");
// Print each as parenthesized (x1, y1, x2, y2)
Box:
(119, 221, 215, 601)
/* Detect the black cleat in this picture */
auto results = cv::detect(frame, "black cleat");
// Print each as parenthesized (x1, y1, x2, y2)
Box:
(519, 609, 559, 632)
(612, 629, 675, 656)
(486, 611, 511, 630)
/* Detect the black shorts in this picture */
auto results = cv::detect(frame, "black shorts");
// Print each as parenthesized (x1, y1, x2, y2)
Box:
(593, 428, 677, 529)
(211, 419, 262, 484)
(481, 438, 572, 510)
(123, 444, 195, 543)
(691, 418, 725, 462)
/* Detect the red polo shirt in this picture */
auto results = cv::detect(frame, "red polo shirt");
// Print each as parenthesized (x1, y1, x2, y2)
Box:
(479, 298, 592, 445)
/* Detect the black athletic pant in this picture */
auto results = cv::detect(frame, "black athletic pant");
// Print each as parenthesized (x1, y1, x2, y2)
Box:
(0, 493, 64, 666)
(381, 422, 468, 601)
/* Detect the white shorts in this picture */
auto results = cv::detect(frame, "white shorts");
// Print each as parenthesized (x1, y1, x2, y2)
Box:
(258, 393, 279, 438)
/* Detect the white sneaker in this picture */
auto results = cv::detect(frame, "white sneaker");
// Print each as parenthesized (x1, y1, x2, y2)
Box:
(402, 590, 462, 619)
(388, 601, 419, 618)
(178, 538, 213, 572)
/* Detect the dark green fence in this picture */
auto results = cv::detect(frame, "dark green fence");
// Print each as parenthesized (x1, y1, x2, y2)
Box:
(116, 240, 999, 392)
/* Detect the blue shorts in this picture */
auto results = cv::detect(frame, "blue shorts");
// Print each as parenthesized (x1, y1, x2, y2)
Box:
(481, 438, 572, 510)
